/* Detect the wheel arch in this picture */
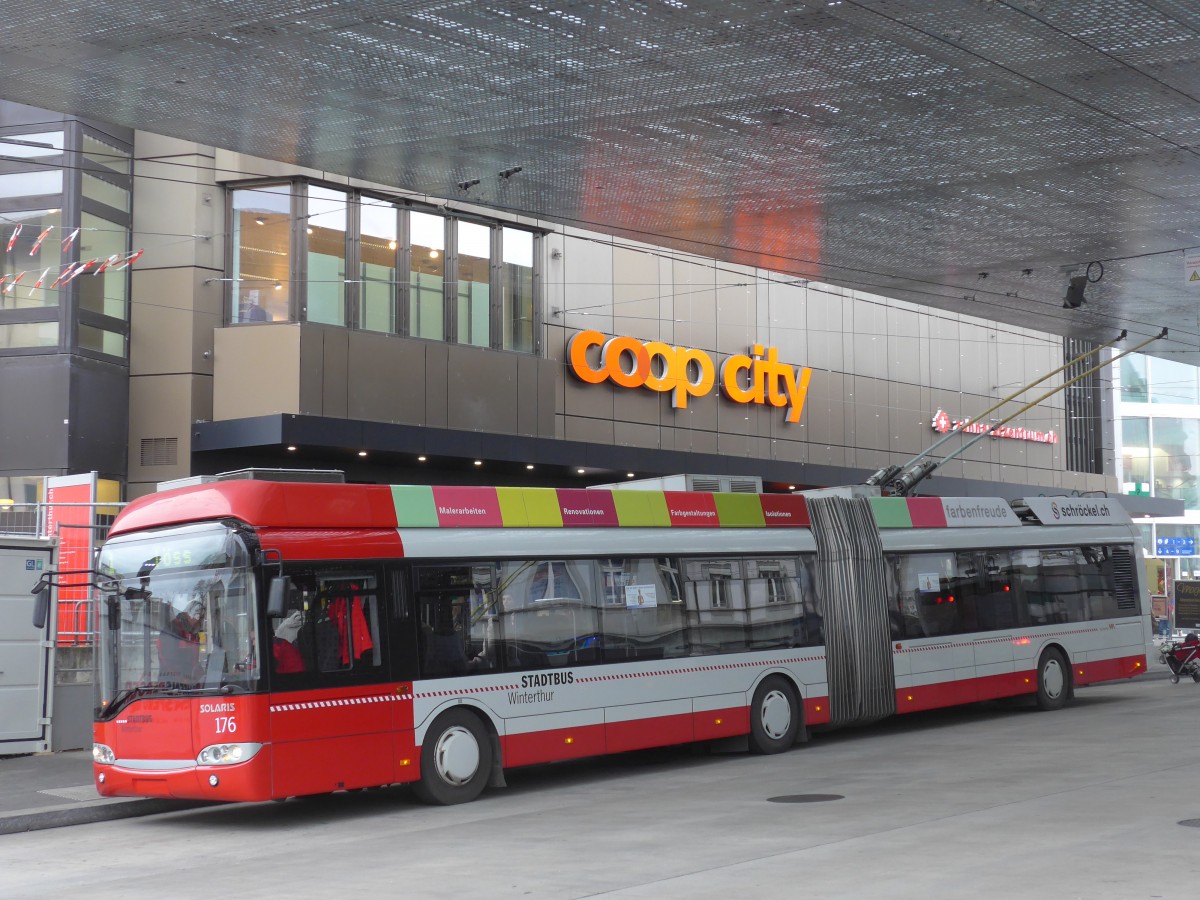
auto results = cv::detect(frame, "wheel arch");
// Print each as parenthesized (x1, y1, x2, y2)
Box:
(751, 669, 809, 744)
(1034, 641, 1075, 704)
(416, 700, 506, 788)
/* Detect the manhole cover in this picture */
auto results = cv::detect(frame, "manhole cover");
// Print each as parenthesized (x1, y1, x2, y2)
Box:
(1179, 819, 1200, 828)
(767, 794, 844, 804)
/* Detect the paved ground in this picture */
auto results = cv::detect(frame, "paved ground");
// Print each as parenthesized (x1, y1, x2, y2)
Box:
(0, 676, 1195, 900)
(0, 646, 1180, 835)
(0, 661, 1196, 899)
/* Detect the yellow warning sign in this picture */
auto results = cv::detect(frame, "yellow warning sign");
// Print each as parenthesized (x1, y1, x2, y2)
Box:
(1186, 248, 1200, 285)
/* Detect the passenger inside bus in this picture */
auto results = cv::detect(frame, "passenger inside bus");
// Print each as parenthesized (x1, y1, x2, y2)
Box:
(422, 596, 471, 676)
(272, 608, 307, 674)
(158, 600, 204, 682)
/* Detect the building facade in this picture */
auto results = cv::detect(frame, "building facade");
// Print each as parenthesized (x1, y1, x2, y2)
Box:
(1, 101, 1122, 506)
(0, 101, 133, 505)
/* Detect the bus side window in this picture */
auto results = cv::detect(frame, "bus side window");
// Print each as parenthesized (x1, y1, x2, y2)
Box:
(270, 578, 313, 676)
(315, 574, 381, 672)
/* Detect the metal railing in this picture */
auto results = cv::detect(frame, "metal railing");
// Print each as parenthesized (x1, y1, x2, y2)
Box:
(2, 502, 124, 647)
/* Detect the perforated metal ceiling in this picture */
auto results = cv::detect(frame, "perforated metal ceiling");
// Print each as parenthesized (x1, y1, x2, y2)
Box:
(3, 0, 1200, 359)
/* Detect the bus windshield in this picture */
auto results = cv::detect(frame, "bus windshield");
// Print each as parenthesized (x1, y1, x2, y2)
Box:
(95, 521, 261, 715)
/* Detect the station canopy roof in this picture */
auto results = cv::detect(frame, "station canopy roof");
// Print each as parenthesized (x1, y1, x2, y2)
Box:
(3, 0, 1200, 361)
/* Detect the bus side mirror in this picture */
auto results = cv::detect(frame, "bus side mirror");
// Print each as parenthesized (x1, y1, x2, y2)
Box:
(267, 577, 290, 618)
(31, 583, 50, 630)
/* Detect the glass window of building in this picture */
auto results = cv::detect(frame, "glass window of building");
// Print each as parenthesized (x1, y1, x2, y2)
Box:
(78, 324, 126, 358)
(456, 221, 492, 347)
(0, 321, 57, 349)
(1, 207, 60, 309)
(502, 227, 534, 352)
(306, 186, 347, 326)
(1121, 418, 1150, 496)
(1120, 354, 1148, 402)
(0, 131, 64, 160)
(81, 171, 130, 214)
(0, 170, 62, 200)
(77, 213, 129, 319)
(1150, 357, 1200, 405)
(231, 184, 293, 323)
(1152, 418, 1200, 509)
(359, 199, 398, 334)
(410, 211, 445, 340)
(81, 133, 131, 176)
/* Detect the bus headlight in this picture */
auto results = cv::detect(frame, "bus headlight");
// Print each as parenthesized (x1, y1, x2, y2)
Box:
(93, 743, 115, 764)
(197, 742, 262, 766)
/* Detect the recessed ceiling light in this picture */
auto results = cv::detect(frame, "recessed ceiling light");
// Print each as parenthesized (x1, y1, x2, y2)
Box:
(577, 468, 585, 475)
(474, 460, 483, 466)
(417, 456, 426, 462)
(358, 451, 368, 457)
(388, 240, 397, 250)
(429, 249, 440, 259)
(287, 445, 297, 451)
(526, 464, 535, 470)
(788, 485, 796, 490)
(254, 216, 265, 226)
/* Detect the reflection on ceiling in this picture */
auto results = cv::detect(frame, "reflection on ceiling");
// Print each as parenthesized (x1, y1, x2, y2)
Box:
(2, 1, 1200, 359)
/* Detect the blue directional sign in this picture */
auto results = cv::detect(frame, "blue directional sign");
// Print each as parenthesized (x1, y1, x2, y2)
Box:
(1156, 536, 1196, 556)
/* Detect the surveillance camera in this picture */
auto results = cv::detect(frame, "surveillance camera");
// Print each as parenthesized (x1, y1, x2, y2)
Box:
(499, 166, 523, 179)
(457, 178, 481, 190)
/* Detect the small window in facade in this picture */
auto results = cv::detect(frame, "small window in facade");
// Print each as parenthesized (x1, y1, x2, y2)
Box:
(78, 213, 129, 320)
(456, 221, 491, 347)
(360, 198, 398, 334)
(502, 227, 534, 352)
(306, 186, 347, 326)
(409, 211, 445, 340)
(81, 133, 131, 175)
(1, 208, 60, 309)
(0, 322, 57, 349)
(231, 184, 293, 323)
(0, 131, 64, 160)
(82, 171, 130, 214)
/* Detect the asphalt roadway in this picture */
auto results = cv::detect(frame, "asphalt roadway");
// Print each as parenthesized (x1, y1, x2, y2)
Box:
(0, 660, 1196, 900)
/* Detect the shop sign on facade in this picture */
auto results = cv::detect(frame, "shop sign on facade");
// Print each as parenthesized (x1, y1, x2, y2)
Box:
(567, 330, 812, 424)
(931, 409, 1058, 444)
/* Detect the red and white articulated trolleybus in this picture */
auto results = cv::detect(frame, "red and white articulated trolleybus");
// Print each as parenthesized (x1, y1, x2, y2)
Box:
(81, 474, 1150, 805)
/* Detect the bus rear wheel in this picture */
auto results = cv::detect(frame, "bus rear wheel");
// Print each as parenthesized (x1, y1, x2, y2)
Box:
(749, 676, 800, 754)
(1035, 648, 1071, 711)
(413, 709, 492, 805)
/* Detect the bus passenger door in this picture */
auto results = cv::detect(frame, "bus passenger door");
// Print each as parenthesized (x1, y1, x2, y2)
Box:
(267, 568, 392, 798)
(966, 553, 1017, 700)
(386, 566, 420, 779)
(894, 553, 976, 710)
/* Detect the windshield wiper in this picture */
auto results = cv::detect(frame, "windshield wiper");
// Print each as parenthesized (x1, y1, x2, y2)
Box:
(103, 681, 242, 716)
(157, 684, 237, 696)
(103, 685, 151, 717)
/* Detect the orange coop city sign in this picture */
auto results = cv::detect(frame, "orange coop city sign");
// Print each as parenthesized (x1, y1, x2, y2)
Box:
(567, 330, 813, 424)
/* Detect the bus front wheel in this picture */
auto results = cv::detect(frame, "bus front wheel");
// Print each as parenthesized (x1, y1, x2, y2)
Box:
(413, 709, 492, 805)
(1035, 648, 1071, 711)
(749, 676, 800, 754)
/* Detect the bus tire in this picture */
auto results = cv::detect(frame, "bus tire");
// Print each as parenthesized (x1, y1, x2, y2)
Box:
(413, 709, 492, 805)
(749, 676, 800, 754)
(1035, 648, 1071, 711)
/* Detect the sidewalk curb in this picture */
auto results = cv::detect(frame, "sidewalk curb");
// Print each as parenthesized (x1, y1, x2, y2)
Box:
(0, 799, 209, 836)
